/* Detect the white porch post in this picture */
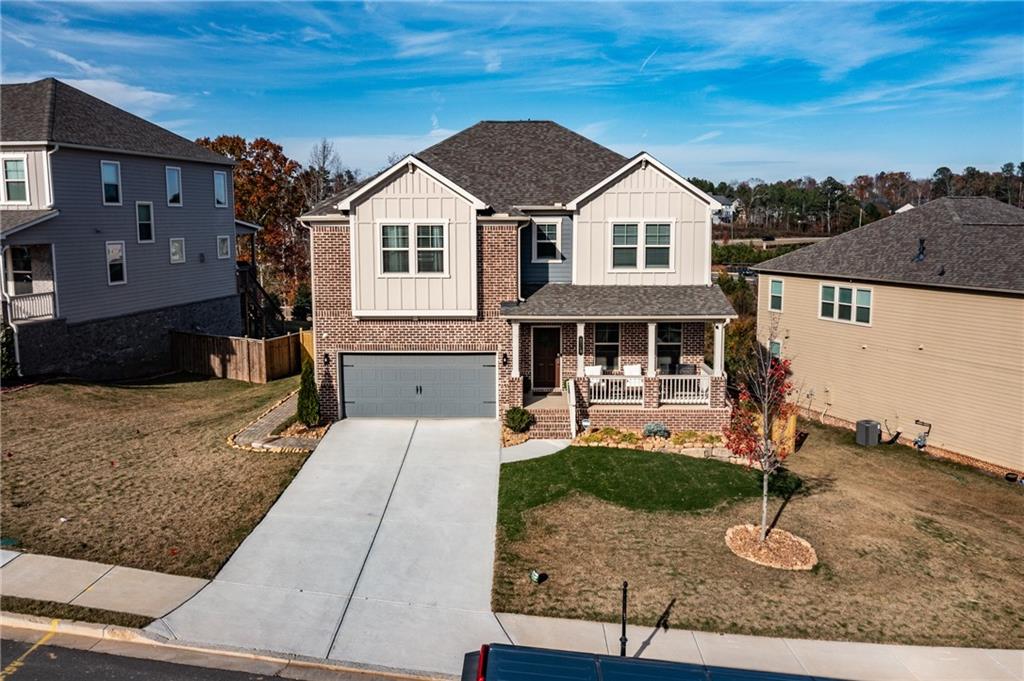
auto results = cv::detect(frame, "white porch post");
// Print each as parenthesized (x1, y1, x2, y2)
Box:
(511, 322, 520, 378)
(576, 322, 585, 377)
(647, 322, 657, 376)
(713, 321, 725, 377)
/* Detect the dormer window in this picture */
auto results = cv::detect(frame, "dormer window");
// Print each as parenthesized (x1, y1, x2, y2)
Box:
(532, 220, 561, 263)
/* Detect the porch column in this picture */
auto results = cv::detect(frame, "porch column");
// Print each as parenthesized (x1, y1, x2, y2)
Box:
(511, 322, 520, 378)
(647, 322, 657, 376)
(576, 322, 585, 377)
(713, 321, 725, 377)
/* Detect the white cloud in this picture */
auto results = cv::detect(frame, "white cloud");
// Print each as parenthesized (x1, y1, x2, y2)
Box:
(300, 26, 330, 42)
(484, 49, 501, 73)
(45, 49, 113, 77)
(63, 79, 177, 118)
(639, 48, 658, 73)
(687, 130, 723, 144)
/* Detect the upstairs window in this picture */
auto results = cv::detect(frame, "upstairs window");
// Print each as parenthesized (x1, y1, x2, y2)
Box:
(415, 224, 445, 274)
(2, 157, 29, 204)
(213, 170, 228, 208)
(101, 160, 121, 205)
(166, 166, 182, 206)
(611, 223, 638, 268)
(136, 202, 154, 243)
(769, 279, 783, 311)
(106, 241, 126, 285)
(595, 323, 620, 370)
(820, 283, 871, 325)
(381, 224, 410, 273)
(644, 223, 671, 268)
(532, 221, 560, 263)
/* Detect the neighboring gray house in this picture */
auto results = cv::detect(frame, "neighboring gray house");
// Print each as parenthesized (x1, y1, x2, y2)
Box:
(712, 194, 739, 223)
(0, 78, 251, 378)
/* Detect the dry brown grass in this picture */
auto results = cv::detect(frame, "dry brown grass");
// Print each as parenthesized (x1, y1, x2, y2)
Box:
(1, 374, 303, 578)
(493, 420, 1024, 648)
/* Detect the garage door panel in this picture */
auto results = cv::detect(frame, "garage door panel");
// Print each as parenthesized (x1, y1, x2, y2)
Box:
(342, 353, 496, 418)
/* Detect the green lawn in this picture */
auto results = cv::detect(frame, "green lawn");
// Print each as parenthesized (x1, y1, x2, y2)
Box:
(498, 446, 799, 540)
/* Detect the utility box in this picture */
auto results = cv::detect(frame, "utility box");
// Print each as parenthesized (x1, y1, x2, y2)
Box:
(856, 419, 881, 446)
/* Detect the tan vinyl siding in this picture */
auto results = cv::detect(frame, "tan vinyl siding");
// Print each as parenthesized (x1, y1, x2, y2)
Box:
(1, 146, 50, 210)
(574, 163, 710, 286)
(757, 274, 1024, 471)
(351, 165, 476, 316)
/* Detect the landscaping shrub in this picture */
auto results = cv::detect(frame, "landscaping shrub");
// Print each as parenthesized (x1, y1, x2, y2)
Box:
(0, 323, 16, 382)
(643, 422, 670, 439)
(296, 360, 320, 427)
(504, 406, 534, 433)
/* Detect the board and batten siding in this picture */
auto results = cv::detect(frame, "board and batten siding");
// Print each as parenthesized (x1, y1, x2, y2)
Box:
(574, 163, 711, 286)
(351, 165, 476, 316)
(520, 215, 572, 289)
(0, 146, 51, 210)
(757, 273, 1024, 471)
(4, 147, 237, 324)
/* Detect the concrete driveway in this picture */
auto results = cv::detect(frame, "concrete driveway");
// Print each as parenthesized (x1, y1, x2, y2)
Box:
(156, 418, 508, 675)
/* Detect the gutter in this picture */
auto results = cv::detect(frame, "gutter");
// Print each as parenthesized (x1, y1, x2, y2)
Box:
(0, 141, 235, 167)
(751, 269, 1024, 297)
(499, 313, 740, 322)
(45, 143, 60, 207)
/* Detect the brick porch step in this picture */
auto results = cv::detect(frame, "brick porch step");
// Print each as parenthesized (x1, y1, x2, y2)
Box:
(525, 407, 573, 439)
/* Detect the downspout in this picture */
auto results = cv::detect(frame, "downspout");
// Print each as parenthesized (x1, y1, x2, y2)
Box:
(46, 144, 60, 207)
(0, 245, 22, 376)
(516, 221, 529, 301)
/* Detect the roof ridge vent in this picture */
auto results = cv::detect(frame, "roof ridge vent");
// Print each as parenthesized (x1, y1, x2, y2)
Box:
(912, 237, 926, 262)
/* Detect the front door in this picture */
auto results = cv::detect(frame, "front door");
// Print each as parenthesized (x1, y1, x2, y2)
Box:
(532, 327, 560, 392)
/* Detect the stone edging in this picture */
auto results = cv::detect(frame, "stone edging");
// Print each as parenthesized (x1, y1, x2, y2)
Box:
(0, 611, 443, 680)
(226, 389, 317, 454)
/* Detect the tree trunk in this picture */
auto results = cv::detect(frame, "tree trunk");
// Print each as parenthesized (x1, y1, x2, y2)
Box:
(760, 471, 769, 542)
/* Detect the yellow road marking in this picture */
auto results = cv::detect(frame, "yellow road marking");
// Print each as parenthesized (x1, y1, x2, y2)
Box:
(0, 619, 60, 678)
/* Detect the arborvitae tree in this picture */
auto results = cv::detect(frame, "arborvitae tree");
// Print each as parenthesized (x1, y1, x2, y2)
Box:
(297, 360, 320, 427)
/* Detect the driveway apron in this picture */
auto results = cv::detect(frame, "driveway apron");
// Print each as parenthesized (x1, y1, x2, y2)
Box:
(155, 418, 507, 674)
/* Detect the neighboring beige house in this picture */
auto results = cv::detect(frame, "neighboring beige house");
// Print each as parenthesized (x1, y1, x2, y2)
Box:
(754, 197, 1024, 473)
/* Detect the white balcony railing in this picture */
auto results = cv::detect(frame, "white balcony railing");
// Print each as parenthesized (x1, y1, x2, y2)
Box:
(660, 374, 711, 405)
(589, 375, 644, 404)
(6, 292, 56, 321)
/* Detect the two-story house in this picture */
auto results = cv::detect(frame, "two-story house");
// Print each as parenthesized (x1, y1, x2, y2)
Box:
(301, 121, 736, 437)
(1, 78, 252, 378)
(754, 197, 1023, 473)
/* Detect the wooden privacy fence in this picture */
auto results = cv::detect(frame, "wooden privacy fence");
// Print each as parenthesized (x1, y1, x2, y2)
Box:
(170, 331, 301, 384)
(299, 328, 314, 367)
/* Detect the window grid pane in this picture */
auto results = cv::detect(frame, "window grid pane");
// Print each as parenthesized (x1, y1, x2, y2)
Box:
(612, 224, 638, 245)
(4, 160, 26, 180)
(856, 307, 871, 324)
(656, 323, 681, 344)
(838, 304, 852, 321)
(537, 224, 557, 242)
(612, 247, 637, 268)
(382, 225, 409, 248)
(821, 286, 835, 302)
(383, 250, 409, 273)
(838, 287, 853, 304)
(166, 168, 182, 204)
(645, 224, 670, 245)
(856, 289, 871, 306)
(416, 225, 444, 249)
(770, 280, 783, 296)
(821, 301, 834, 317)
(5, 181, 27, 201)
(645, 246, 669, 268)
(770, 294, 782, 311)
(417, 251, 443, 273)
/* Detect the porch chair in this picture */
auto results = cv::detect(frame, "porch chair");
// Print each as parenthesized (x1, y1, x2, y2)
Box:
(623, 363, 643, 388)
(584, 364, 605, 386)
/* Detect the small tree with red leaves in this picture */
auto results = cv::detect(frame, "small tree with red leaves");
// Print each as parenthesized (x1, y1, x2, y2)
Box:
(724, 330, 796, 542)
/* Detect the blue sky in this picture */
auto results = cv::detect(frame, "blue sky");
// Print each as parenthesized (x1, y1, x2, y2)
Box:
(2, 1, 1022, 182)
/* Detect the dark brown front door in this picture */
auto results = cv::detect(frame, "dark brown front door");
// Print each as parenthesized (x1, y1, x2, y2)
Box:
(533, 327, 560, 391)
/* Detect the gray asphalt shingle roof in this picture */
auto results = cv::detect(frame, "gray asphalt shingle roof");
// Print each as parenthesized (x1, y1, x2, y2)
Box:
(1, 79, 231, 165)
(499, 284, 737, 319)
(755, 197, 1024, 294)
(1, 209, 59, 236)
(303, 121, 628, 217)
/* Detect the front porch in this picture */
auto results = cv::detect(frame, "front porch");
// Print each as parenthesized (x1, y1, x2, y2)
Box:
(1, 243, 57, 323)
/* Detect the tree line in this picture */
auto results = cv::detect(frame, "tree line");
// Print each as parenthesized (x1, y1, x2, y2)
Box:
(691, 163, 1024, 237)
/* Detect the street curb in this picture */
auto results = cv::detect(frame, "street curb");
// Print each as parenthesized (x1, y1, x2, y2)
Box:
(0, 611, 451, 680)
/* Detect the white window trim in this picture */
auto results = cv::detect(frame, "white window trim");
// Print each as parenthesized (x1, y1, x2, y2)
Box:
(169, 237, 186, 264)
(769, 278, 784, 312)
(213, 170, 228, 208)
(1, 154, 30, 205)
(594, 322, 621, 370)
(607, 219, 676, 273)
(531, 219, 562, 264)
(375, 219, 450, 278)
(217, 235, 231, 259)
(818, 281, 873, 327)
(105, 240, 127, 286)
(135, 201, 155, 243)
(165, 166, 183, 207)
(100, 160, 122, 206)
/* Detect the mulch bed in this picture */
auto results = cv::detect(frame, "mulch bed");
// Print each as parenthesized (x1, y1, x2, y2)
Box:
(278, 420, 328, 440)
(502, 426, 529, 447)
(725, 524, 817, 570)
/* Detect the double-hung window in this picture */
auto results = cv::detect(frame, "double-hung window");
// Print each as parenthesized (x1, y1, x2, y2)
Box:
(820, 283, 871, 325)
(136, 202, 154, 242)
(381, 224, 410, 273)
(166, 167, 182, 206)
(416, 225, 445, 273)
(106, 241, 126, 285)
(595, 323, 620, 370)
(611, 223, 638, 268)
(611, 221, 673, 270)
(2, 157, 29, 204)
(101, 161, 121, 205)
(769, 279, 783, 311)
(533, 220, 560, 262)
(213, 170, 228, 208)
(644, 223, 671, 268)
(656, 323, 683, 373)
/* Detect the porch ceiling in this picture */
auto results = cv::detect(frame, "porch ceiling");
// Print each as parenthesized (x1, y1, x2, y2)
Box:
(500, 283, 736, 321)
